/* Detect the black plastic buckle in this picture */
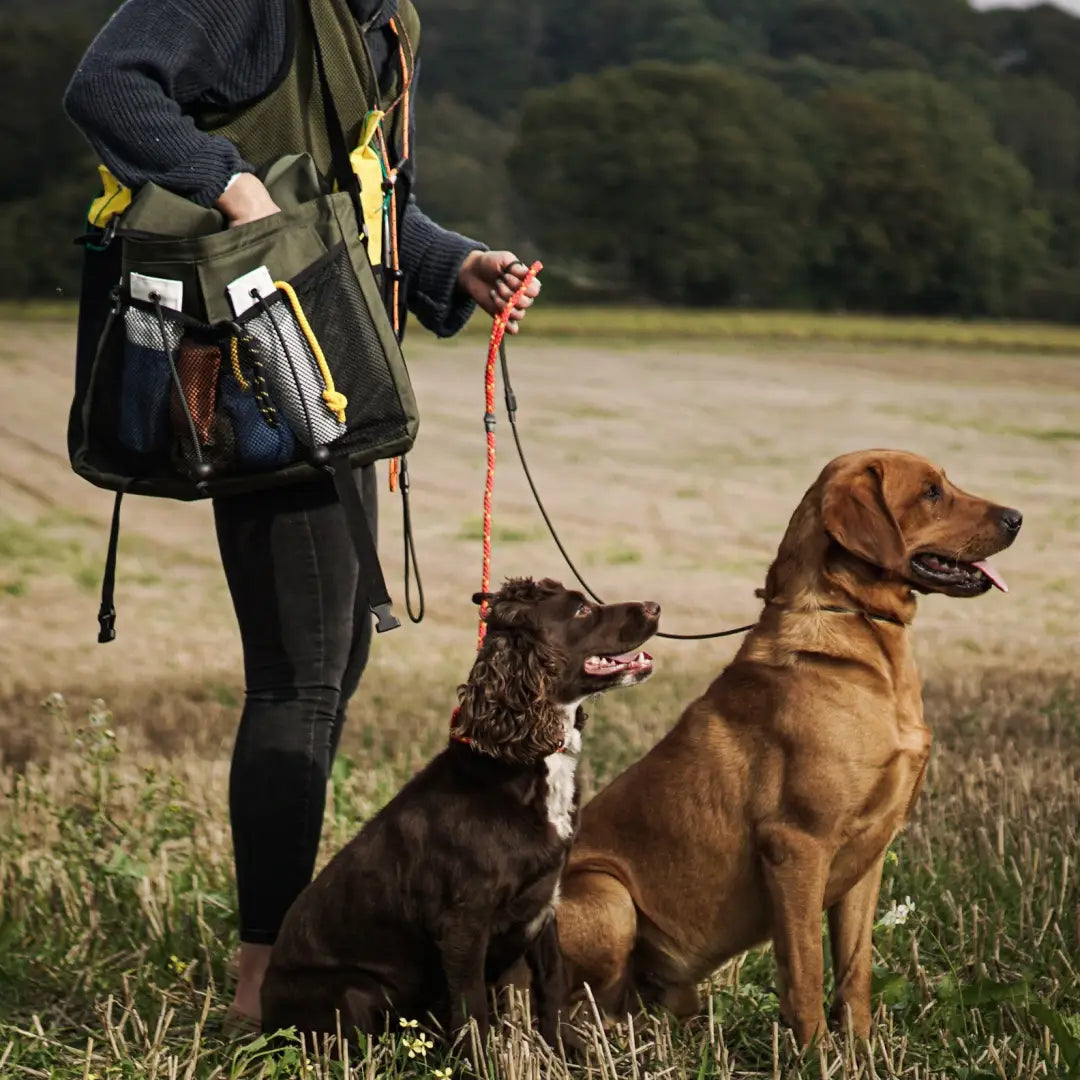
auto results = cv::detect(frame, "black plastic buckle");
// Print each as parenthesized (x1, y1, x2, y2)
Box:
(97, 606, 116, 644)
(372, 601, 402, 634)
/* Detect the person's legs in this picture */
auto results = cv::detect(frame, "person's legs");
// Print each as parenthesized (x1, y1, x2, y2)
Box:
(213, 465, 377, 1020)
(329, 465, 377, 760)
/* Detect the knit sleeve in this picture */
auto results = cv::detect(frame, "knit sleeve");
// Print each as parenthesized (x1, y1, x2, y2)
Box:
(62, 0, 285, 207)
(399, 199, 486, 338)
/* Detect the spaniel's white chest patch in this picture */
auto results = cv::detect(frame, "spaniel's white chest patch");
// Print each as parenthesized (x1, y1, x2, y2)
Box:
(544, 706, 582, 842)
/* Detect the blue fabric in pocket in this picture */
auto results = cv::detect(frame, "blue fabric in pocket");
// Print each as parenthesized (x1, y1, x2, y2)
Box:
(219, 369, 296, 470)
(118, 340, 172, 453)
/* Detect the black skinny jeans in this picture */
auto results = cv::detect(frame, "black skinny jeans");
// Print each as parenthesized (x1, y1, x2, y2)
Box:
(213, 464, 377, 945)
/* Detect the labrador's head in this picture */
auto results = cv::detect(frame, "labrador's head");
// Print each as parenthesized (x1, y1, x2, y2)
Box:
(820, 450, 1021, 598)
(763, 450, 1022, 618)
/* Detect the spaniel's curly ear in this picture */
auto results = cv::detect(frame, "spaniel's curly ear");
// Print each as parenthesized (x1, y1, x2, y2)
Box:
(453, 629, 566, 765)
(482, 579, 556, 632)
(822, 460, 905, 572)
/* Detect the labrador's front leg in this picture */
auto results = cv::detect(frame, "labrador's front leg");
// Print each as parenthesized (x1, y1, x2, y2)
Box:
(759, 825, 830, 1046)
(827, 850, 886, 1038)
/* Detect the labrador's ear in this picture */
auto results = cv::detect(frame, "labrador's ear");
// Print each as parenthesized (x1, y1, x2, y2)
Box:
(822, 460, 905, 571)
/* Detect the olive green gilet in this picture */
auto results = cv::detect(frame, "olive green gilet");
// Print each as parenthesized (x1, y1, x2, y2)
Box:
(200, 0, 419, 187)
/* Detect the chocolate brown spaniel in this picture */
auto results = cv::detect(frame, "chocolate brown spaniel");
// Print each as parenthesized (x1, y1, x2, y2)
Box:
(261, 578, 660, 1049)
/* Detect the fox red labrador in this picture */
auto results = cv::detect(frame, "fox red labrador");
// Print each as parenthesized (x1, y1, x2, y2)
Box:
(557, 450, 1021, 1045)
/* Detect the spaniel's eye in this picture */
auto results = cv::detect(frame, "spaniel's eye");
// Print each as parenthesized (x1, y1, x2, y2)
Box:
(574, 602, 591, 618)
(924, 482, 942, 502)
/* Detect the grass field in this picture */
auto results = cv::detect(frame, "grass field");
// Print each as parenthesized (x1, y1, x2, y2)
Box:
(1, 311, 1078, 1077)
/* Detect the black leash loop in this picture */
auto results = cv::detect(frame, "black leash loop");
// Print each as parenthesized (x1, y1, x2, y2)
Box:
(497, 341, 756, 642)
(400, 454, 425, 624)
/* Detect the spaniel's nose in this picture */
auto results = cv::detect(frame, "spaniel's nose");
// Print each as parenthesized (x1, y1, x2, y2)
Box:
(643, 602, 661, 619)
(999, 508, 1023, 535)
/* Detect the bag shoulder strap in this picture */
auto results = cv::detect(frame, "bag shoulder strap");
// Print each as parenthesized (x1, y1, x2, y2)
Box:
(327, 456, 401, 633)
(308, 1, 366, 232)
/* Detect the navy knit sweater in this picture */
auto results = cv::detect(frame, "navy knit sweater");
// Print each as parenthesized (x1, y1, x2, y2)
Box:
(63, 0, 484, 338)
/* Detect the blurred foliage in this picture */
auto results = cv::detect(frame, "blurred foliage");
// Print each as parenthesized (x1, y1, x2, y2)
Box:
(13, 0, 1080, 319)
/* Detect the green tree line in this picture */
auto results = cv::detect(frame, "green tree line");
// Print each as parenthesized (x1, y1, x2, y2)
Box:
(8, 0, 1080, 319)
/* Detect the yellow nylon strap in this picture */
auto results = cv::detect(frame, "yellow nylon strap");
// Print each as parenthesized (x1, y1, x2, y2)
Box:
(348, 109, 387, 264)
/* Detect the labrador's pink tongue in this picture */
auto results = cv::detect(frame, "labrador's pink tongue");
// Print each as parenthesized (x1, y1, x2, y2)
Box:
(972, 558, 1009, 593)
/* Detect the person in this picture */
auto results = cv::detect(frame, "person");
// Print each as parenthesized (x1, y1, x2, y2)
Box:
(63, 0, 541, 1030)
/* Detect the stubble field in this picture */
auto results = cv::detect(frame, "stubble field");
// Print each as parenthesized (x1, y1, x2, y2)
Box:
(0, 310, 1078, 1078)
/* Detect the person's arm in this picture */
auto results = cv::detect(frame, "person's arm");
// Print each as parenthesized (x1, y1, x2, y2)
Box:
(398, 71, 540, 337)
(399, 198, 487, 338)
(63, 0, 284, 212)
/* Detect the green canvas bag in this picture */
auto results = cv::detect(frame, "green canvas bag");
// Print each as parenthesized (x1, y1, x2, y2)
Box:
(69, 1, 421, 642)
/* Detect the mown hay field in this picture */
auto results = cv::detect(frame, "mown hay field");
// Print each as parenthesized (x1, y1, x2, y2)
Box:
(0, 310, 1078, 1078)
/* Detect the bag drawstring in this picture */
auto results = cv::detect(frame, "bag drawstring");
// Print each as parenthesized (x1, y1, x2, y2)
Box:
(255, 292, 321, 448)
(274, 279, 348, 423)
(152, 296, 210, 482)
(229, 333, 281, 428)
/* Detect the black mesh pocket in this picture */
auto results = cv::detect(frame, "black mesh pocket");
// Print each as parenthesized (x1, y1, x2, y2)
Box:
(288, 244, 411, 454)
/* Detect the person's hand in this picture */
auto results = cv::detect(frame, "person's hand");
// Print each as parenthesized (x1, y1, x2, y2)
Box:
(216, 173, 282, 228)
(457, 251, 542, 334)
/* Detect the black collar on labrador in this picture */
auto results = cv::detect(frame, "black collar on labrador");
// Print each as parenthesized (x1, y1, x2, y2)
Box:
(820, 605, 908, 629)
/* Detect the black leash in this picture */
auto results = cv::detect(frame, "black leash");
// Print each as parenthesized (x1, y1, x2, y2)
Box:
(497, 341, 757, 642)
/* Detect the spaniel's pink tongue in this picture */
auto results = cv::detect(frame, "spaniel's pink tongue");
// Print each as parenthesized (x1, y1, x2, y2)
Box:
(972, 558, 1008, 593)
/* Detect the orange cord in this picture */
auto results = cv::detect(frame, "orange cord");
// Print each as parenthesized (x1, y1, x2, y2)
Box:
(384, 18, 412, 494)
(477, 260, 544, 649)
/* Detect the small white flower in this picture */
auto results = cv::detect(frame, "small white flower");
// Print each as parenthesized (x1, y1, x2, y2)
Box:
(877, 895, 915, 928)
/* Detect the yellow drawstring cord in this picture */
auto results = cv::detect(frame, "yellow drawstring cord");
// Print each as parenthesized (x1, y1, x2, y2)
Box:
(273, 279, 348, 424)
(229, 337, 250, 391)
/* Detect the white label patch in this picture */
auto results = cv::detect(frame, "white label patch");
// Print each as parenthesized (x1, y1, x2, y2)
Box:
(129, 272, 183, 311)
(225, 265, 278, 318)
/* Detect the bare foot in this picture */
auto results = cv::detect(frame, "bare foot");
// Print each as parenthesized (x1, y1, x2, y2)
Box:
(228, 943, 273, 1023)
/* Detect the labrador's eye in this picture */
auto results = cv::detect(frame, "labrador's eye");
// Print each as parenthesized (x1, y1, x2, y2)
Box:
(924, 483, 942, 502)
(575, 602, 591, 618)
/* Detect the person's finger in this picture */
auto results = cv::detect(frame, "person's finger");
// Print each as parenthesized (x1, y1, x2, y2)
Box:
(493, 280, 515, 301)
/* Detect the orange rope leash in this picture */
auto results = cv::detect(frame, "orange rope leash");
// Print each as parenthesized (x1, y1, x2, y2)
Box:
(477, 260, 543, 649)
